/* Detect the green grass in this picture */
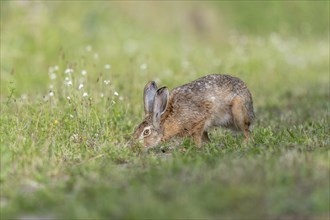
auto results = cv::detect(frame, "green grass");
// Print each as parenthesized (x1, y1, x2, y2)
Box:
(1, 1, 329, 219)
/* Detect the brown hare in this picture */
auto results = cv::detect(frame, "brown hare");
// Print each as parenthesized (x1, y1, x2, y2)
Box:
(133, 74, 254, 148)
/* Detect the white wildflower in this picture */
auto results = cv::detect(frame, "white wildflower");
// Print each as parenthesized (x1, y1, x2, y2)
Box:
(49, 91, 54, 97)
(67, 96, 71, 100)
(86, 45, 92, 52)
(64, 68, 74, 74)
(112, 100, 116, 104)
(64, 77, 70, 81)
(81, 70, 87, 75)
(53, 65, 59, 71)
(50, 73, 57, 80)
(83, 92, 88, 97)
(70, 133, 79, 142)
(78, 83, 84, 90)
(104, 64, 111, 69)
(100, 93, 104, 98)
(104, 80, 110, 85)
(119, 96, 124, 101)
(21, 94, 27, 100)
(70, 114, 74, 118)
(114, 91, 119, 96)
(140, 63, 147, 70)
(65, 80, 73, 86)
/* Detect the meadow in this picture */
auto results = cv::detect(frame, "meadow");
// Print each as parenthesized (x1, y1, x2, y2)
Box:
(1, 1, 329, 219)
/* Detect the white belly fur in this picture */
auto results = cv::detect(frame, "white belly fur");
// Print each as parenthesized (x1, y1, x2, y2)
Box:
(204, 112, 233, 130)
(204, 94, 235, 131)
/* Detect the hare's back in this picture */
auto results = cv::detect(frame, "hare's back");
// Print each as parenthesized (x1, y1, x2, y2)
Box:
(168, 74, 253, 129)
(170, 74, 253, 117)
(171, 74, 249, 101)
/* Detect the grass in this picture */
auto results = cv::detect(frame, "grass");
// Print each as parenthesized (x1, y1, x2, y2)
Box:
(1, 1, 329, 219)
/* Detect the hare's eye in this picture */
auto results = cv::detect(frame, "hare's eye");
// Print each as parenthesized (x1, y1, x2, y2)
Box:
(143, 129, 150, 136)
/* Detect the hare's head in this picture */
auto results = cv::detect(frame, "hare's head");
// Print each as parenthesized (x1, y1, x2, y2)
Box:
(133, 81, 169, 148)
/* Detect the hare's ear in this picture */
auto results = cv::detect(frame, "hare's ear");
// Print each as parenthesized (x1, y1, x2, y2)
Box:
(153, 87, 169, 128)
(143, 81, 158, 115)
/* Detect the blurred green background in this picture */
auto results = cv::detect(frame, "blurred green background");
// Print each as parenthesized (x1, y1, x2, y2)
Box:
(1, 1, 329, 219)
(1, 1, 328, 99)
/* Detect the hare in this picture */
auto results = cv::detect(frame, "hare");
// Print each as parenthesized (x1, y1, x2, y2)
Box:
(133, 74, 254, 148)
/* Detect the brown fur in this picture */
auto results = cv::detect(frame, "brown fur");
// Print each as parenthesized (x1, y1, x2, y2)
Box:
(133, 74, 254, 148)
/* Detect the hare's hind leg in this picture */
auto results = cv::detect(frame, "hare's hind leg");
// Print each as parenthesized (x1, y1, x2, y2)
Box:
(231, 96, 251, 142)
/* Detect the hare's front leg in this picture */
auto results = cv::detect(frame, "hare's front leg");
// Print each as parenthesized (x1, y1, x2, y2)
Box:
(191, 122, 208, 147)
(192, 133, 203, 147)
(192, 131, 210, 147)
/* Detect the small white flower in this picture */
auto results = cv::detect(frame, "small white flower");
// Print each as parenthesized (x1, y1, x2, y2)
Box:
(81, 70, 87, 75)
(70, 114, 74, 118)
(140, 63, 147, 70)
(71, 133, 79, 142)
(65, 77, 70, 81)
(104, 80, 110, 85)
(86, 45, 92, 52)
(64, 68, 74, 74)
(112, 100, 116, 104)
(104, 64, 111, 69)
(21, 94, 27, 100)
(83, 92, 88, 97)
(50, 73, 57, 80)
(53, 65, 59, 71)
(67, 96, 71, 100)
(100, 93, 104, 98)
(78, 83, 84, 90)
(114, 91, 119, 96)
(65, 80, 73, 86)
(49, 91, 54, 97)
(119, 96, 124, 101)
